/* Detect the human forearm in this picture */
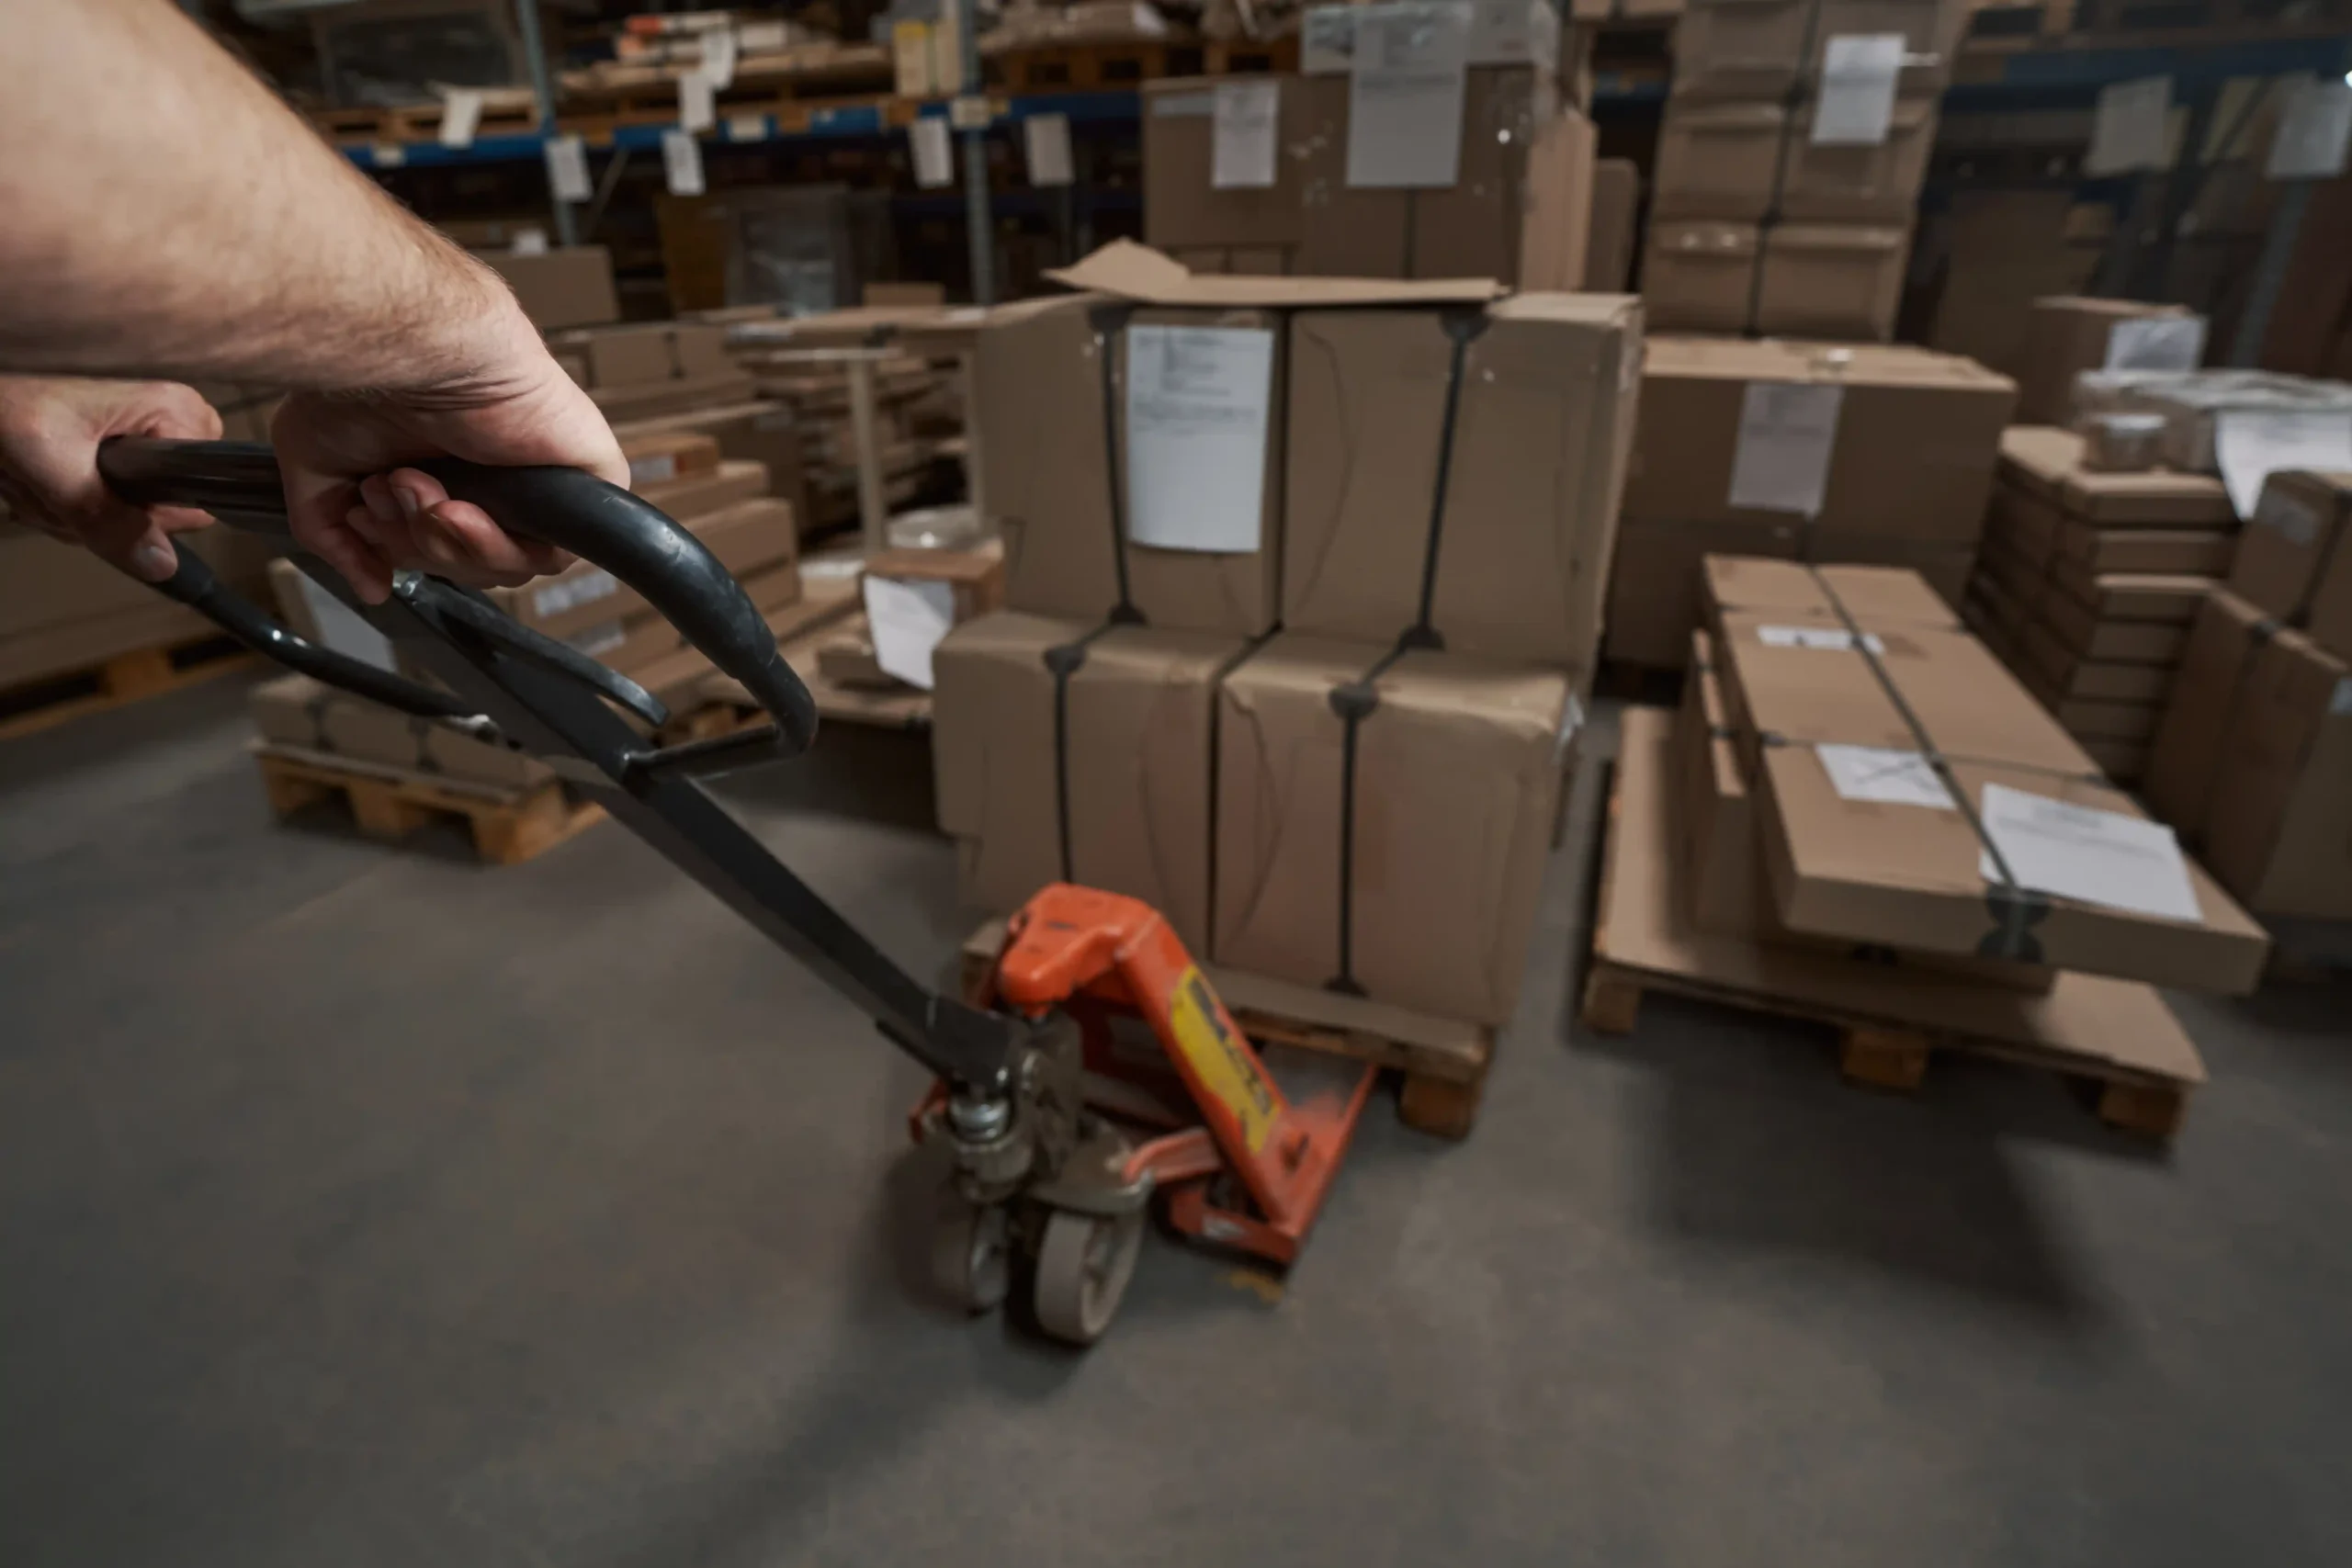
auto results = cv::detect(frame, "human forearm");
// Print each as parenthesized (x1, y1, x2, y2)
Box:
(0, 0, 528, 393)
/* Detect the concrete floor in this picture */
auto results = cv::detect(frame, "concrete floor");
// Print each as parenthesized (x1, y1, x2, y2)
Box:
(4, 674, 2350, 1567)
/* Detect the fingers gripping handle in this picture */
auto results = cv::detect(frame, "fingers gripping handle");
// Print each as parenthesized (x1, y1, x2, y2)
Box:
(99, 438, 818, 756)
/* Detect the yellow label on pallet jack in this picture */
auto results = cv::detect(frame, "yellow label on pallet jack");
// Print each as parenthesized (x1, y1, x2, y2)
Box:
(1165, 965, 1277, 1155)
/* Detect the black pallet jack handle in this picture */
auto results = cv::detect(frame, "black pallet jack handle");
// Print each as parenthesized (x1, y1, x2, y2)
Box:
(100, 437, 1019, 1093)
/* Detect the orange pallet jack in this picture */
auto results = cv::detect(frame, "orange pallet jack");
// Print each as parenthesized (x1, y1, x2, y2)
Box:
(101, 438, 1378, 1346)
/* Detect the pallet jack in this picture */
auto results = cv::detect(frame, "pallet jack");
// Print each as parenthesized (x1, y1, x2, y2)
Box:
(100, 440, 1378, 1345)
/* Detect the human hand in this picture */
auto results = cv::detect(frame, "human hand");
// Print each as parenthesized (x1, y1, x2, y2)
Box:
(0, 375, 223, 580)
(270, 302, 627, 604)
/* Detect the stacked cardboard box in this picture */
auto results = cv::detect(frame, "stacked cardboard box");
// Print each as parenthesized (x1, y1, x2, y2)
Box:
(1679, 555, 2266, 993)
(2070, 368, 2352, 479)
(1605, 334, 2017, 667)
(548, 321, 756, 423)
(2143, 472, 2352, 920)
(481, 245, 623, 332)
(1961, 426, 2235, 784)
(0, 523, 276, 697)
(1643, 0, 1963, 341)
(935, 243, 1639, 1024)
(1140, 0, 1596, 288)
(2014, 298, 2204, 426)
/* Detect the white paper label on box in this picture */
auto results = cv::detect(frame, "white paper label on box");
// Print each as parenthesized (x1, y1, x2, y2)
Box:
(438, 87, 484, 149)
(1464, 0, 1556, 66)
(1815, 744, 1956, 810)
(2104, 315, 2207, 372)
(2256, 487, 2322, 546)
(1152, 91, 1215, 118)
(569, 621, 628, 659)
(1812, 35, 1904, 146)
(699, 28, 738, 89)
(1758, 625, 1885, 653)
(737, 20, 788, 53)
(726, 113, 767, 142)
(2086, 74, 2172, 175)
(1023, 112, 1074, 187)
(679, 69, 718, 132)
(910, 117, 956, 188)
(2215, 408, 2352, 519)
(370, 141, 406, 169)
(1976, 782, 2202, 924)
(628, 453, 678, 488)
(2267, 74, 2352, 181)
(532, 569, 620, 618)
(1728, 381, 1843, 516)
(1213, 78, 1281, 189)
(864, 575, 957, 691)
(544, 133, 592, 202)
(662, 128, 706, 196)
(512, 227, 548, 256)
(295, 572, 397, 672)
(1345, 2, 1470, 189)
(1125, 324, 1275, 553)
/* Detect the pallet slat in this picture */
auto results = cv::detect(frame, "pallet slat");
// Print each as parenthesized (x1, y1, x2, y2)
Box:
(0, 634, 254, 742)
(254, 745, 605, 866)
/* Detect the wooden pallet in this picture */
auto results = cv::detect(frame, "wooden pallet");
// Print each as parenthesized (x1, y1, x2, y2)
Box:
(311, 91, 540, 146)
(961, 919, 1496, 1138)
(996, 39, 1203, 91)
(1588, 708, 2205, 1141)
(0, 634, 255, 742)
(254, 745, 605, 866)
(1963, 0, 2075, 39)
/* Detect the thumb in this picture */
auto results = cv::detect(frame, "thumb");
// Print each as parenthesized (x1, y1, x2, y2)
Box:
(79, 505, 182, 583)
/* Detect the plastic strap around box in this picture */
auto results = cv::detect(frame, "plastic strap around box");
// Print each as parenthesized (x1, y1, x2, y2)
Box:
(1087, 302, 1148, 627)
(1323, 640, 1413, 997)
(1041, 621, 1123, 884)
(1396, 308, 1492, 655)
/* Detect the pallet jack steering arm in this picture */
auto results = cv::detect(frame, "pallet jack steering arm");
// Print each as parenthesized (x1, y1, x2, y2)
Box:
(97, 437, 1022, 1095)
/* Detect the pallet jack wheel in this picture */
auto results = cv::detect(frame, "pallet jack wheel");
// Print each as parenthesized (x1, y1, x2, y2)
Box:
(1032, 1206, 1144, 1346)
(931, 1190, 1011, 1314)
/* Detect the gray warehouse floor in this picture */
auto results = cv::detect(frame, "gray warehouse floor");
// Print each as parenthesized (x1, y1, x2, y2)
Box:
(4, 675, 2350, 1567)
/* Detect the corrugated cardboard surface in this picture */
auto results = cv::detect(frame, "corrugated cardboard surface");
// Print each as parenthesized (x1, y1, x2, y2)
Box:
(1605, 517, 1801, 667)
(1142, 77, 1308, 253)
(1600, 705, 2205, 1088)
(2201, 630, 2352, 918)
(1779, 98, 1937, 224)
(1707, 558, 2267, 994)
(1651, 100, 1786, 220)
(1754, 223, 1908, 343)
(1641, 220, 1758, 334)
(932, 611, 1242, 955)
(1999, 424, 2234, 525)
(1669, 0, 1808, 101)
(481, 246, 619, 330)
(1283, 294, 1640, 668)
(2054, 520, 2234, 576)
(2145, 588, 2271, 836)
(1623, 337, 2017, 540)
(2016, 298, 2197, 425)
(2227, 468, 2352, 628)
(1585, 158, 1641, 291)
(1215, 633, 1572, 1024)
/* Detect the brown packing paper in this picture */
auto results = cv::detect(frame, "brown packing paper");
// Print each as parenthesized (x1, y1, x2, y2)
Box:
(2143, 586, 2268, 839)
(1215, 634, 1573, 1025)
(931, 611, 1244, 954)
(1705, 557, 2268, 994)
(1141, 78, 1308, 254)
(1651, 100, 1787, 221)
(1283, 293, 1642, 667)
(2016, 298, 2200, 425)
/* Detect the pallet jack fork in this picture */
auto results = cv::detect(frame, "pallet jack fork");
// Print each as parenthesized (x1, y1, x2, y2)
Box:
(101, 439, 1377, 1347)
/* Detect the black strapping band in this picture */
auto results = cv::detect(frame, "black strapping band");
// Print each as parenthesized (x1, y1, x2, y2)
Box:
(1396, 309, 1490, 655)
(1088, 302, 1146, 627)
(1326, 643, 1412, 996)
(1806, 567, 2052, 963)
(1042, 623, 1120, 883)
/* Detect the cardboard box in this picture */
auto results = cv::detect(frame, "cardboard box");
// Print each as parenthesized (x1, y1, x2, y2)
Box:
(2036, 592, 2189, 663)
(2017, 622, 2176, 703)
(1994, 424, 2233, 526)
(1987, 484, 2065, 568)
(1624, 337, 2018, 542)
(1283, 293, 1642, 668)
(2077, 735, 2149, 782)
(2227, 469, 2352, 633)
(2144, 587, 2268, 838)
(1605, 517, 1801, 667)
(608, 400, 808, 532)
(862, 547, 1004, 624)
(2052, 520, 2235, 577)
(550, 322, 734, 389)
(619, 432, 722, 489)
(1650, 100, 1786, 220)
(1810, 0, 1967, 94)
(482, 246, 620, 331)
(1670, 0, 1809, 101)
(1214, 633, 1575, 1024)
(2199, 630, 2352, 918)
(980, 248, 1505, 636)
(251, 673, 557, 791)
(2015, 298, 2202, 424)
(1754, 223, 1908, 343)
(1142, 77, 1308, 254)
(931, 611, 1246, 953)
(2308, 508, 2352, 657)
(588, 373, 762, 423)
(1641, 220, 1758, 333)
(1704, 557, 2268, 993)
(2045, 571, 2210, 626)
(1778, 98, 1937, 223)
(1586, 158, 1640, 291)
